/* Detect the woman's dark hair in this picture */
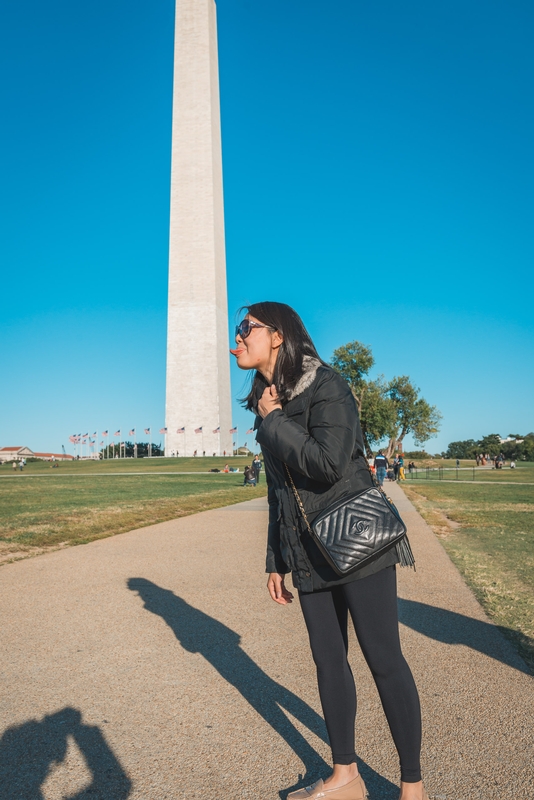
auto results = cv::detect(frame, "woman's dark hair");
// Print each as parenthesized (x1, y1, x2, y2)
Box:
(239, 301, 324, 411)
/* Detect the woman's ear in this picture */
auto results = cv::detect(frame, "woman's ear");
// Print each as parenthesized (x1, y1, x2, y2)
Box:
(271, 330, 284, 350)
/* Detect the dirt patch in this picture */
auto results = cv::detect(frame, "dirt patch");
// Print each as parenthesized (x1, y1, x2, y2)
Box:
(403, 486, 461, 537)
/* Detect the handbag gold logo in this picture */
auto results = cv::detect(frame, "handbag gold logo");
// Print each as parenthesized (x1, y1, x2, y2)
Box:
(348, 517, 372, 540)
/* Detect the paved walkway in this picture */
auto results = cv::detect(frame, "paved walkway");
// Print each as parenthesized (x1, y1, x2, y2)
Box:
(0, 484, 532, 799)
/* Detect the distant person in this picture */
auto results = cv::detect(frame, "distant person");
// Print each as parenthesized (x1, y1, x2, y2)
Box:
(252, 455, 262, 484)
(374, 450, 388, 486)
(456, 458, 460, 468)
(393, 456, 400, 481)
(12, 461, 17, 472)
(19, 461, 23, 471)
(398, 454, 405, 481)
(223, 464, 229, 473)
(243, 465, 256, 486)
(510, 460, 516, 469)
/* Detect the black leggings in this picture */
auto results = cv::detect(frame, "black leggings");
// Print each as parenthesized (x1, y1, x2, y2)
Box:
(298, 566, 422, 783)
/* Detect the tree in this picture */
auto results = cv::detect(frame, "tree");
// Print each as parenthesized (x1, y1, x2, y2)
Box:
(500, 433, 534, 461)
(384, 376, 442, 458)
(99, 441, 163, 458)
(331, 343, 393, 455)
(330, 342, 374, 402)
(442, 439, 478, 460)
(331, 341, 442, 458)
(360, 377, 397, 450)
(477, 433, 502, 456)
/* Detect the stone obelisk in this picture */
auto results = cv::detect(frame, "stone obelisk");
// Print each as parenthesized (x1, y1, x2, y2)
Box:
(165, 0, 233, 457)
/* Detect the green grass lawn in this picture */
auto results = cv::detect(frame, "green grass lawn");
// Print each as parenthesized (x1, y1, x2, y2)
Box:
(0, 464, 267, 563)
(0, 455, 256, 475)
(403, 460, 534, 483)
(403, 474, 534, 672)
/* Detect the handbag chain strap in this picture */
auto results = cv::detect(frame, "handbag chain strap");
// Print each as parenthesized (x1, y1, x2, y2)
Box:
(284, 453, 393, 531)
(284, 463, 314, 535)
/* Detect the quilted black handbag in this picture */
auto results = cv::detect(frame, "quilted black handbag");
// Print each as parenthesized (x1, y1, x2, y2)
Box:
(284, 464, 415, 576)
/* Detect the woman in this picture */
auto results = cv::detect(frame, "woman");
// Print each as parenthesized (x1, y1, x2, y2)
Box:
(231, 302, 428, 800)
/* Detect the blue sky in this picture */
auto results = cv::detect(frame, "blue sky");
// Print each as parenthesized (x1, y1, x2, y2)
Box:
(1, 0, 533, 455)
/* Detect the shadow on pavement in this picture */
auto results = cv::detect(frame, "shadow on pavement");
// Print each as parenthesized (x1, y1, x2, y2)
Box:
(398, 598, 530, 674)
(0, 706, 132, 799)
(128, 578, 399, 799)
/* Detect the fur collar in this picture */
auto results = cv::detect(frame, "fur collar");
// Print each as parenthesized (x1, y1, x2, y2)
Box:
(286, 356, 323, 401)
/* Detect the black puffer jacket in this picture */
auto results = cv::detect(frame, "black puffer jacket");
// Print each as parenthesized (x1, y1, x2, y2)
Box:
(255, 357, 399, 593)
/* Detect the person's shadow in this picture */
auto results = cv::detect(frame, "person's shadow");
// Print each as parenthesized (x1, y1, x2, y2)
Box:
(398, 598, 531, 674)
(0, 706, 132, 799)
(128, 578, 399, 799)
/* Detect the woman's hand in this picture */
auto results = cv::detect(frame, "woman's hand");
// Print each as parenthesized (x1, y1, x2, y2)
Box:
(258, 385, 282, 419)
(267, 573, 294, 605)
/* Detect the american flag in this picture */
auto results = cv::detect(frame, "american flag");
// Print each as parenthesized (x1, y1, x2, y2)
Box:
(102, 431, 108, 437)
(144, 428, 150, 435)
(83, 433, 88, 437)
(177, 427, 185, 434)
(129, 429, 135, 436)
(159, 427, 167, 434)
(246, 428, 254, 435)
(194, 427, 203, 434)
(69, 435, 76, 443)
(100, 441, 104, 446)
(213, 426, 220, 434)
(114, 430, 121, 437)
(229, 426, 238, 434)
(92, 432, 97, 436)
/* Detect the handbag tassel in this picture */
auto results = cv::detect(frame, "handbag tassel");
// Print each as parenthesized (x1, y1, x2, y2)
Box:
(396, 535, 416, 570)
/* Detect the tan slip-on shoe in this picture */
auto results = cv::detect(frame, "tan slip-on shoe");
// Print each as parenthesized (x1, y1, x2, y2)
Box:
(287, 773, 368, 800)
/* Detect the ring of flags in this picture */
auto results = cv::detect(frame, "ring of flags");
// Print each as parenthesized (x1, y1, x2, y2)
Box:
(69, 423, 255, 459)
(69, 426, 252, 444)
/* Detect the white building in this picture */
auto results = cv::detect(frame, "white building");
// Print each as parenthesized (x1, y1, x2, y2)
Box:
(0, 446, 74, 463)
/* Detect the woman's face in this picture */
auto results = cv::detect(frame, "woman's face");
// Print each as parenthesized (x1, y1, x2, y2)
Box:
(231, 314, 282, 375)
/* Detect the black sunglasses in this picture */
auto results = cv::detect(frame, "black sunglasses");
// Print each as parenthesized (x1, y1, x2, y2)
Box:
(235, 319, 276, 339)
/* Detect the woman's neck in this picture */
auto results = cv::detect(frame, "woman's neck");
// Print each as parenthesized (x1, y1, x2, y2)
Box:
(258, 351, 279, 385)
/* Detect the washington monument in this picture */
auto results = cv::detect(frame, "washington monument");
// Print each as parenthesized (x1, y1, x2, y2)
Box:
(165, 0, 233, 457)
